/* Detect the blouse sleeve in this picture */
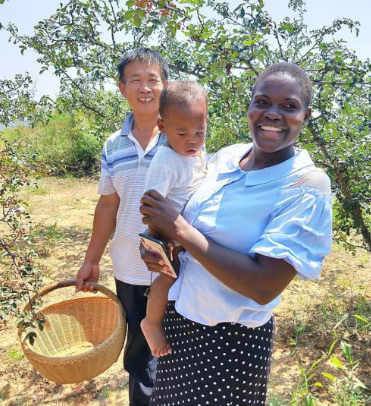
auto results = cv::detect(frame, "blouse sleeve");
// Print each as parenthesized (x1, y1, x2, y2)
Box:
(249, 186, 333, 281)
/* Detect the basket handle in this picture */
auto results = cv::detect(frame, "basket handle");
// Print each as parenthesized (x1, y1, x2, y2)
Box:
(23, 279, 123, 312)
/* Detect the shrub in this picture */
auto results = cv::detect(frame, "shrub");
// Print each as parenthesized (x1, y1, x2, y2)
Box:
(30, 112, 102, 175)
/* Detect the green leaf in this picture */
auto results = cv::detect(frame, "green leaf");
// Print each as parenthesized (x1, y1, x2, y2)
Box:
(124, 10, 135, 19)
(145, 24, 154, 36)
(340, 340, 352, 362)
(314, 382, 323, 387)
(304, 395, 313, 406)
(353, 314, 368, 323)
(281, 22, 294, 33)
(332, 314, 348, 331)
(327, 339, 338, 356)
(330, 356, 344, 370)
(322, 372, 335, 381)
(133, 12, 142, 27)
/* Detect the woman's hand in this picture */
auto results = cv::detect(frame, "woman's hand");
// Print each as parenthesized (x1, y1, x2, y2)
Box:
(140, 190, 188, 242)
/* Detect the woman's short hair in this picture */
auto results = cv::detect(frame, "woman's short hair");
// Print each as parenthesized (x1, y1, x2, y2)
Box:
(253, 62, 312, 108)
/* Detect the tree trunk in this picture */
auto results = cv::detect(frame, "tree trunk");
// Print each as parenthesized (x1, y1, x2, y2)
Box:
(308, 123, 371, 251)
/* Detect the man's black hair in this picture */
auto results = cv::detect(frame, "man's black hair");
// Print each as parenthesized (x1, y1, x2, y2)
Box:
(159, 81, 207, 118)
(117, 47, 169, 83)
(253, 62, 312, 108)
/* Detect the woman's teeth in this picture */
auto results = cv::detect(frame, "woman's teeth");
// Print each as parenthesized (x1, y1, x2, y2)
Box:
(260, 126, 282, 132)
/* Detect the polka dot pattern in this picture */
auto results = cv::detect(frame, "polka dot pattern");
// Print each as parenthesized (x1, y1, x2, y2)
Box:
(150, 302, 275, 406)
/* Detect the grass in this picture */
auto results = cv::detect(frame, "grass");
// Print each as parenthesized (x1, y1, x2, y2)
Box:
(31, 223, 70, 244)
(285, 283, 371, 405)
(1, 176, 370, 406)
(7, 348, 24, 362)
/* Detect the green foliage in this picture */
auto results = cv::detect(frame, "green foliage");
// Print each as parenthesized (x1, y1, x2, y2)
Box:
(9, 112, 104, 175)
(0, 134, 44, 325)
(7, 347, 24, 361)
(33, 113, 101, 174)
(31, 223, 70, 244)
(0, 74, 52, 127)
(3, 0, 370, 249)
(286, 271, 371, 405)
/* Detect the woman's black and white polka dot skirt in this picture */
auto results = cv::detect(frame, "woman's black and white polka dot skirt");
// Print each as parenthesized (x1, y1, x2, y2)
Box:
(150, 302, 275, 406)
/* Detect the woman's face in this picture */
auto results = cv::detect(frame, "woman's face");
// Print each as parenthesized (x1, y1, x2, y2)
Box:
(248, 74, 311, 157)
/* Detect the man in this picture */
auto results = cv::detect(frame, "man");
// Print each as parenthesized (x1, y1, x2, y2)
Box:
(76, 47, 169, 406)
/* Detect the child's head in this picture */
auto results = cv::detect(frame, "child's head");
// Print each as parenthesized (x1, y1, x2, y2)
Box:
(117, 48, 169, 115)
(248, 62, 312, 155)
(158, 81, 208, 157)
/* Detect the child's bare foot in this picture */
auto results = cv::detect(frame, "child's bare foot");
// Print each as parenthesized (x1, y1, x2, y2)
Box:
(141, 318, 172, 357)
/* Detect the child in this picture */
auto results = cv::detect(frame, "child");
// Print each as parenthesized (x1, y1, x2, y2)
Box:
(141, 81, 208, 357)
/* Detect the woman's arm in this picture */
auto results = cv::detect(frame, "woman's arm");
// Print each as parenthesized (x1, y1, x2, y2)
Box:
(140, 190, 296, 305)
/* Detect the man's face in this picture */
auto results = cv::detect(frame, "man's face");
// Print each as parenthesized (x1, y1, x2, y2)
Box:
(119, 61, 167, 116)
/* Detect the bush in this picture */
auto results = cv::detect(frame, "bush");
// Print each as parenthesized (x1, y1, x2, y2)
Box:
(4, 112, 104, 175)
(0, 133, 44, 326)
(31, 112, 102, 175)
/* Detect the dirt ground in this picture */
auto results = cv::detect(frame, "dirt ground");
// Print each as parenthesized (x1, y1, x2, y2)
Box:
(1, 177, 370, 405)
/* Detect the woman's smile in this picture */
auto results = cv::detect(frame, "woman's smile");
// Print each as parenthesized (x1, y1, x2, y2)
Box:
(258, 124, 285, 141)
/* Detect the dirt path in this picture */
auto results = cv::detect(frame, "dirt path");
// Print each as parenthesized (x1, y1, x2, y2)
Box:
(1, 177, 370, 405)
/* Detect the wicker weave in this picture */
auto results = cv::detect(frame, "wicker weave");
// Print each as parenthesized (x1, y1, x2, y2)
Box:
(18, 280, 126, 384)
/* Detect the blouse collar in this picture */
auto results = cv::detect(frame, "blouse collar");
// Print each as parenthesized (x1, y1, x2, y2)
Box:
(219, 143, 315, 186)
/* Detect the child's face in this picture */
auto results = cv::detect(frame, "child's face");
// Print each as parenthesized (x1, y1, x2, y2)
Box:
(158, 99, 207, 157)
(248, 74, 311, 155)
(119, 60, 167, 116)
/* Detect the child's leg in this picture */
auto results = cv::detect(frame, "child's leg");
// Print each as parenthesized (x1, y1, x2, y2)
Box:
(141, 273, 175, 357)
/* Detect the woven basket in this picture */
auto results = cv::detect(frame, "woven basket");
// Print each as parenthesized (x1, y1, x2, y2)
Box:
(18, 279, 126, 384)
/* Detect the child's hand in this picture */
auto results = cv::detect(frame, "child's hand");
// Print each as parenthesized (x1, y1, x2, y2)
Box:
(167, 240, 175, 261)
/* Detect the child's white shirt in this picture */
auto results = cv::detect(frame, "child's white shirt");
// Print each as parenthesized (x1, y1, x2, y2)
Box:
(144, 145, 206, 213)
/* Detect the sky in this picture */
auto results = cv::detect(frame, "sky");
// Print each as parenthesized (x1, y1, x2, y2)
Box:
(1, 0, 370, 99)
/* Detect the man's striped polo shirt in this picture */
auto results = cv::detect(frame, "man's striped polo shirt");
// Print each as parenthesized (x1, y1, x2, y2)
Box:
(98, 113, 166, 285)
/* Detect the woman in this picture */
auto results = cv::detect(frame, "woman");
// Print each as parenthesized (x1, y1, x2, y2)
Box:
(140, 62, 333, 406)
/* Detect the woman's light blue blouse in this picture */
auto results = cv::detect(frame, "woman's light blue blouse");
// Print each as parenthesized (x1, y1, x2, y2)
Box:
(168, 143, 333, 327)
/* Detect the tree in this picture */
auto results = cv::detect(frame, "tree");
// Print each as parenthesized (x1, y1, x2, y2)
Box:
(0, 74, 48, 331)
(0, 133, 45, 332)
(1, 0, 370, 250)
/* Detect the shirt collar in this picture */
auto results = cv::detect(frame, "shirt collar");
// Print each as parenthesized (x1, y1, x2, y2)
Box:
(120, 112, 165, 141)
(243, 147, 315, 186)
(120, 112, 135, 136)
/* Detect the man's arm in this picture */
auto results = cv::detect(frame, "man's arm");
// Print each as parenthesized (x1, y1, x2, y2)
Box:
(76, 192, 120, 292)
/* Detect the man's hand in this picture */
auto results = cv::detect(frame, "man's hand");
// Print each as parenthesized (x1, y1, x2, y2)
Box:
(75, 263, 100, 293)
